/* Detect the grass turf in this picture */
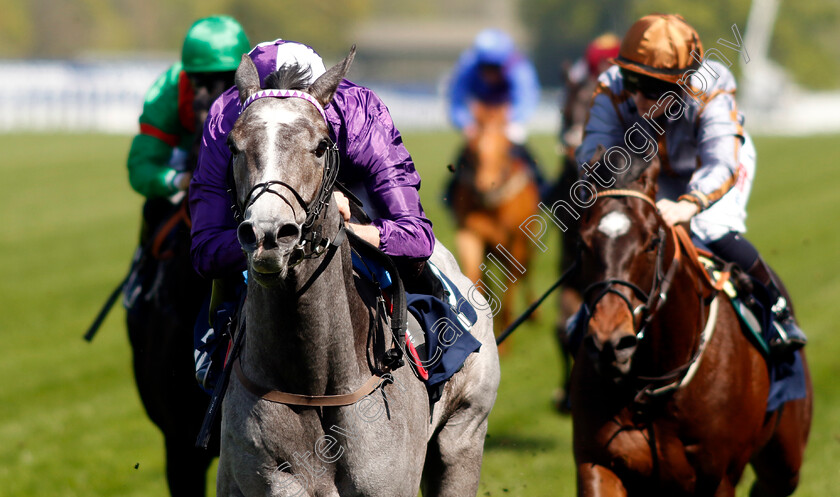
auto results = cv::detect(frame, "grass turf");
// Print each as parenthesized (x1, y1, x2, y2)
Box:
(0, 132, 837, 496)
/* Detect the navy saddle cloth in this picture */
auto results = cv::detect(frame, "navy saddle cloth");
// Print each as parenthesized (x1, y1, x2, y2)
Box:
(352, 252, 482, 387)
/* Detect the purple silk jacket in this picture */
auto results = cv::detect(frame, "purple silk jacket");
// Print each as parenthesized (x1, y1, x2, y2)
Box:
(189, 40, 435, 279)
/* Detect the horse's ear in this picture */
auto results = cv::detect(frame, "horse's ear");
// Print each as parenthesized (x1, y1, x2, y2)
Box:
(235, 54, 261, 105)
(639, 155, 661, 197)
(308, 45, 356, 108)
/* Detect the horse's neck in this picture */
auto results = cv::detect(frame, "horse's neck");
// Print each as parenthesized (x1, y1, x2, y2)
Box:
(242, 244, 366, 395)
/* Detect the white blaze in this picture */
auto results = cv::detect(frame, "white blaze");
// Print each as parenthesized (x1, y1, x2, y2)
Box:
(598, 211, 631, 238)
(245, 104, 305, 223)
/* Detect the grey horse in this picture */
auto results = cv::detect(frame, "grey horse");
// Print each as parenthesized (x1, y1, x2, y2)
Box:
(217, 50, 500, 496)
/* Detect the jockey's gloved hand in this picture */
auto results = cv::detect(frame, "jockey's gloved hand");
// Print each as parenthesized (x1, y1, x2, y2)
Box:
(656, 198, 699, 226)
(171, 171, 192, 191)
(505, 122, 528, 145)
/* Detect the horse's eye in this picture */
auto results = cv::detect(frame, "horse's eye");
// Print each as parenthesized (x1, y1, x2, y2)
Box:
(227, 137, 240, 155)
(313, 139, 329, 158)
(647, 237, 661, 252)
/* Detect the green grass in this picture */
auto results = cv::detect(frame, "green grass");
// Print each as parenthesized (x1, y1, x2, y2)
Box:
(1, 132, 838, 496)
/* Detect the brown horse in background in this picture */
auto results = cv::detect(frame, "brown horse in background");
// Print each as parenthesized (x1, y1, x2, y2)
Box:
(451, 102, 539, 338)
(570, 151, 812, 496)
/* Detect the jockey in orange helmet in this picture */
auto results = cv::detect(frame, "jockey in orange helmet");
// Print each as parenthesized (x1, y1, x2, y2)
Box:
(576, 14, 805, 355)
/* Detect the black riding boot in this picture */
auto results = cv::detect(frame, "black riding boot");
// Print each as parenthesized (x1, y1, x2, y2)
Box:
(747, 258, 807, 356)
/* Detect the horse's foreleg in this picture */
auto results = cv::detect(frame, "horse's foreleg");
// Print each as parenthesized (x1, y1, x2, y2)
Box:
(421, 414, 489, 497)
(577, 463, 627, 497)
(749, 353, 813, 497)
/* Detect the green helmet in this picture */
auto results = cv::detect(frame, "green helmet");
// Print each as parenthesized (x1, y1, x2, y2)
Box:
(181, 16, 250, 73)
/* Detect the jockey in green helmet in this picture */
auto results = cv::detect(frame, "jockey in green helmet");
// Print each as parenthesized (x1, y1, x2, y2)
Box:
(127, 15, 250, 200)
(122, 16, 250, 385)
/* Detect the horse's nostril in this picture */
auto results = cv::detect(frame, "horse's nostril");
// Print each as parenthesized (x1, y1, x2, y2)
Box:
(237, 222, 258, 248)
(614, 334, 638, 352)
(276, 224, 300, 244)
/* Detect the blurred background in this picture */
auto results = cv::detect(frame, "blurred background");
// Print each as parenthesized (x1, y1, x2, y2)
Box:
(2, 0, 840, 134)
(1, 1, 839, 496)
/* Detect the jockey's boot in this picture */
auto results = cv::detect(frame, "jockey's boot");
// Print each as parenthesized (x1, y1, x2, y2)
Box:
(748, 258, 807, 356)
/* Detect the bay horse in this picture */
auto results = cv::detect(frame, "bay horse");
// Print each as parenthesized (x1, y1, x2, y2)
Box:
(125, 198, 215, 497)
(218, 50, 500, 496)
(451, 101, 539, 336)
(570, 149, 812, 496)
(124, 78, 230, 496)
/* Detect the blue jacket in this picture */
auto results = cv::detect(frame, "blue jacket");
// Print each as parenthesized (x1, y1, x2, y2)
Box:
(447, 47, 541, 130)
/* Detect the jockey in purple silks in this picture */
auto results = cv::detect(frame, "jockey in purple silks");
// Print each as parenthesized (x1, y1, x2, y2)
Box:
(190, 40, 435, 278)
(189, 40, 436, 390)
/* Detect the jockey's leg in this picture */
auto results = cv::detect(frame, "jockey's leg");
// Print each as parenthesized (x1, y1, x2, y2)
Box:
(706, 232, 806, 354)
(193, 275, 246, 393)
(691, 135, 804, 355)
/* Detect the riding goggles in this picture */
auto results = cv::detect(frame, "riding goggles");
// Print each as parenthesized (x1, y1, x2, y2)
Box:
(620, 68, 680, 100)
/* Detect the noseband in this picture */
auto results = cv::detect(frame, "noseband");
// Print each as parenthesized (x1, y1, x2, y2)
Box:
(230, 89, 342, 263)
(582, 189, 681, 339)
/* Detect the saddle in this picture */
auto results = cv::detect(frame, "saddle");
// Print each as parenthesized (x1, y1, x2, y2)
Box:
(690, 240, 807, 412)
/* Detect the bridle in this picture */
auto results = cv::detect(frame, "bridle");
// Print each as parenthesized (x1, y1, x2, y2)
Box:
(581, 189, 682, 340)
(230, 89, 342, 265)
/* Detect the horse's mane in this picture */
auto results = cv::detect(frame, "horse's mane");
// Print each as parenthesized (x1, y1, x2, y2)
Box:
(264, 63, 312, 91)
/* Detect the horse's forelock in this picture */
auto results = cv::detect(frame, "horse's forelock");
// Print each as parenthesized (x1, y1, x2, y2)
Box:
(611, 154, 654, 189)
(586, 149, 658, 192)
(264, 63, 312, 91)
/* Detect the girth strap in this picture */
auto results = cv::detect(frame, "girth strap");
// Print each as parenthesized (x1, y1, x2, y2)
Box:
(233, 358, 386, 407)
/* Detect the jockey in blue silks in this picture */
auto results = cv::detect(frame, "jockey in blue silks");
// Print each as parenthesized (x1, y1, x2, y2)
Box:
(447, 28, 546, 191)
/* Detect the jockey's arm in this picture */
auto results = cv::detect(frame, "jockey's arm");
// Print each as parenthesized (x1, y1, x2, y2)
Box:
(128, 65, 192, 198)
(507, 59, 541, 127)
(678, 92, 745, 212)
(337, 86, 435, 261)
(189, 92, 247, 280)
(575, 80, 626, 167)
(448, 56, 476, 131)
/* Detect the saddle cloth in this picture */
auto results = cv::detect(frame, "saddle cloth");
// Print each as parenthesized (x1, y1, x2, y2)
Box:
(696, 253, 807, 412)
(351, 252, 481, 388)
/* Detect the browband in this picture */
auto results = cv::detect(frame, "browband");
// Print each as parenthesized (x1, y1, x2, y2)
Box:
(240, 89, 328, 126)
